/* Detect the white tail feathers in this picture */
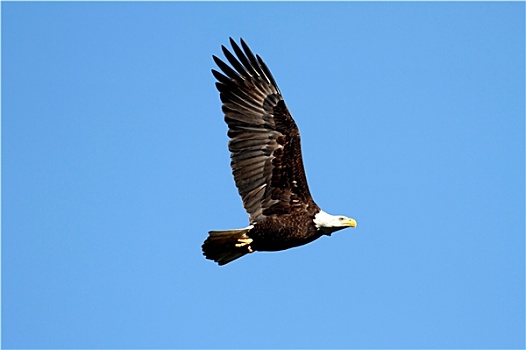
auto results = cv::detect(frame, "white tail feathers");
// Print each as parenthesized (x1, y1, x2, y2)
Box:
(202, 226, 254, 265)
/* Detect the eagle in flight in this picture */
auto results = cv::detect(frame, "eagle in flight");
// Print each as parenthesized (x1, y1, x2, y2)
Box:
(202, 38, 357, 265)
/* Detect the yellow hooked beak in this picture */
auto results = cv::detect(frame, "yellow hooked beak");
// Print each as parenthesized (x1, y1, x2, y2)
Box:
(345, 218, 357, 228)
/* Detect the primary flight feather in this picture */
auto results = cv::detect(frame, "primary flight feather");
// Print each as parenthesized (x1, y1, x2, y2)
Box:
(202, 38, 357, 265)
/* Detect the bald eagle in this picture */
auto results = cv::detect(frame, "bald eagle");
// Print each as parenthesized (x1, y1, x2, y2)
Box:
(202, 38, 357, 265)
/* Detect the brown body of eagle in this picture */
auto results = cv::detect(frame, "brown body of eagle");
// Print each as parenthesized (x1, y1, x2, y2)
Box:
(202, 38, 356, 265)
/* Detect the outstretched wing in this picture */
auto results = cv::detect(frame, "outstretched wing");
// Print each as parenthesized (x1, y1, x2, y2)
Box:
(212, 38, 319, 223)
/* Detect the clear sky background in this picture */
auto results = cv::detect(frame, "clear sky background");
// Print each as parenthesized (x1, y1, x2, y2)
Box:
(2, 2, 524, 349)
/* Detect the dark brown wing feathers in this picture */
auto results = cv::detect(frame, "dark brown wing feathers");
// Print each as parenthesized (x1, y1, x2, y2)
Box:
(212, 38, 319, 223)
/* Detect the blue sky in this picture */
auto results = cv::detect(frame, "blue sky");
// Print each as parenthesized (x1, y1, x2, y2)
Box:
(2, 2, 524, 349)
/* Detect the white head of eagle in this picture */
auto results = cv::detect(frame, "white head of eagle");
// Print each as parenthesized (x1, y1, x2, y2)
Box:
(313, 210, 357, 236)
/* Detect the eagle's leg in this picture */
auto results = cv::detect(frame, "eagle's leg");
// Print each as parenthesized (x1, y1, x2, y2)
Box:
(235, 237, 254, 252)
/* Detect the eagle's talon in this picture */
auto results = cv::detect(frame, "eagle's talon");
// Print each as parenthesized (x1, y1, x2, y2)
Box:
(235, 238, 253, 248)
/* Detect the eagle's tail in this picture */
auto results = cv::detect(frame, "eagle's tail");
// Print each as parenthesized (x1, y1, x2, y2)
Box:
(202, 226, 254, 265)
